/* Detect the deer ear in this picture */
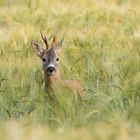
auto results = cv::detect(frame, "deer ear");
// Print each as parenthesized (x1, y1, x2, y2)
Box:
(55, 38, 64, 51)
(31, 41, 44, 58)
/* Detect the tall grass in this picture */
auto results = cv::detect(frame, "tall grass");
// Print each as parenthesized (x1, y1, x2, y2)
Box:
(0, 0, 140, 139)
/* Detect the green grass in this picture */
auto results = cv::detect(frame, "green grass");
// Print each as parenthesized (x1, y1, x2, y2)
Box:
(0, 0, 140, 139)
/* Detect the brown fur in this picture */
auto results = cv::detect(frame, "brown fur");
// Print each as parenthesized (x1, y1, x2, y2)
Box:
(44, 69, 84, 97)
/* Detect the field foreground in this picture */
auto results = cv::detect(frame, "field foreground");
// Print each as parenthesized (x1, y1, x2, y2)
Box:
(0, 0, 140, 139)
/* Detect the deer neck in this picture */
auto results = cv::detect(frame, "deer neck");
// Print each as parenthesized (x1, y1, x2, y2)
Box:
(44, 69, 61, 90)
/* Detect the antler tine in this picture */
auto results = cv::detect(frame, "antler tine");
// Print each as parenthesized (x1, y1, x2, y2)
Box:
(51, 32, 58, 48)
(40, 31, 49, 49)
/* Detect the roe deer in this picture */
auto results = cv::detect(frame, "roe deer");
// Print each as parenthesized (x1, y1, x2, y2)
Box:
(31, 32, 84, 98)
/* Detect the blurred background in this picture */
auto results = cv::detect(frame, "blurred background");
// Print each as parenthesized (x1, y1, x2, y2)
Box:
(0, 0, 140, 140)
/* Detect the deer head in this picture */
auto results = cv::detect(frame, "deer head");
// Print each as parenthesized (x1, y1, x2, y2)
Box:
(31, 32, 64, 76)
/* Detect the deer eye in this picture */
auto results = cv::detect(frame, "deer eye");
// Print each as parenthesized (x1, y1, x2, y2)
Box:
(42, 58, 46, 62)
(56, 58, 59, 61)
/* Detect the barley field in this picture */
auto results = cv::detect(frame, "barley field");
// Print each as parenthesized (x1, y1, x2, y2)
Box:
(0, 0, 140, 139)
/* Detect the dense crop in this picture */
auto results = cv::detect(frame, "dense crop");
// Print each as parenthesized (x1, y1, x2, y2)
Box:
(0, 0, 140, 139)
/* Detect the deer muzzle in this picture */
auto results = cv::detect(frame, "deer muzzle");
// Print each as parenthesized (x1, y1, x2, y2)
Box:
(47, 65, 56, 75)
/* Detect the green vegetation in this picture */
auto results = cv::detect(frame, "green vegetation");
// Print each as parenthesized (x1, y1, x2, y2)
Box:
(0, 0, 140, 139)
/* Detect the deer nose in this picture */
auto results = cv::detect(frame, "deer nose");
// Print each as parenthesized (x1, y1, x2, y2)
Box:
(47, 66, 55, 73)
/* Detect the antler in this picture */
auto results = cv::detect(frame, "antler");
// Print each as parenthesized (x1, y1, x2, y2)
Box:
(51, 32, 58, 48)
(40, 31, 49, 49)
